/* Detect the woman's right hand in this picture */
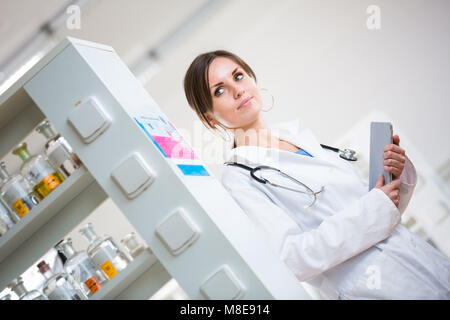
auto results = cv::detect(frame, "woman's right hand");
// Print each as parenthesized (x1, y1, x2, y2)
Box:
(374, 174, 402, 208)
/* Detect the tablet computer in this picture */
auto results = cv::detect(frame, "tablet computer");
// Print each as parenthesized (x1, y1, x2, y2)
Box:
(369, 122, 393, 191)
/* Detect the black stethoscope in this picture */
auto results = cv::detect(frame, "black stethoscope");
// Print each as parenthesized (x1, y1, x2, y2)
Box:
(224, 144, 357, 208)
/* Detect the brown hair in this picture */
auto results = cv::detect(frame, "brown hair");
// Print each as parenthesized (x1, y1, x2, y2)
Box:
(183, 50, 257, 132)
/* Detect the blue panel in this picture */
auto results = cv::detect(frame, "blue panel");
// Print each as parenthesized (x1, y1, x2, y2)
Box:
(177, 164, 210, 176)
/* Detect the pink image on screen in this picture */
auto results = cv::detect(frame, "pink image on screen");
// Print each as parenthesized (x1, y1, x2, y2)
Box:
(153, 135, 198, 160)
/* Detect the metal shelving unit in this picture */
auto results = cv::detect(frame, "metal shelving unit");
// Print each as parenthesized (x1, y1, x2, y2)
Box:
(0, 37, 311, 300)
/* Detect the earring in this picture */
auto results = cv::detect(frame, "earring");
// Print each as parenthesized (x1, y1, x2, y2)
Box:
(259, 88, 274, 112)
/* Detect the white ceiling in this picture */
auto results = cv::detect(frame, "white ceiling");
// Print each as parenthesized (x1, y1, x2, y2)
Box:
(0, 0, 72, 63)
(0, 0, 212, 74)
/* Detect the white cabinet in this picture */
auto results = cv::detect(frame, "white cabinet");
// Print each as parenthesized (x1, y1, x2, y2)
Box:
(0, 37, 310, 300)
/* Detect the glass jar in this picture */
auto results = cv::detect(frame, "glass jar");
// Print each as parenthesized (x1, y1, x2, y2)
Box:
(13, 142, 65, 200)
(56, 238, 107, 297)
(0, 161, 39, 219)
(36, 120, 82, 178)
(121, 232, 146, 259)
(37, 260, 87, 300)
(0, 196, 18, 230)
(8, 277, 48, 300)
(0, 216, 8, 236)
(79, 223, 130, 280)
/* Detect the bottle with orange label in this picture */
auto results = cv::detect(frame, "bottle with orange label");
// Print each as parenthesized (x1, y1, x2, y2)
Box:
(79, 223, 130, 280)
(0, 161, 39, 219)
(56, 238, 107, 297)
(13, 142, 65, 200)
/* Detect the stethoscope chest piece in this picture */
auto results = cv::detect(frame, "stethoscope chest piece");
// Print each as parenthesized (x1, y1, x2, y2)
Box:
(339, 148, 358, 161)
(320, 144, 358, 162)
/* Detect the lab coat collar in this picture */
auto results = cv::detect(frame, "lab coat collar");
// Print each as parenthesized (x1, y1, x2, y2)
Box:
(225, 123, 338, 169)
(275, 127, 329, 160)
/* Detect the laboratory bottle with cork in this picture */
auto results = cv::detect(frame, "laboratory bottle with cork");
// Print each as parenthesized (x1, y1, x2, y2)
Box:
(37, 260, 87, 300)
(56, 238, 107, 297)
(36, 120, 82, 178)
(8, 277, 48, 300)
(79, 223, 130, 280)
(0, 161, 39, 219)
(13, 142, 65, 200)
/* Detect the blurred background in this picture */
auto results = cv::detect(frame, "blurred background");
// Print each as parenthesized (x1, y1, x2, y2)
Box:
(0, 0, 449, 300)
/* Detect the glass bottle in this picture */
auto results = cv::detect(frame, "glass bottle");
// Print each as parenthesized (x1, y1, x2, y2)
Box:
(0, 196, 18, 228)
(37, 260, 87, 300)
(36, 120, 82, 178)
(13, 142, 65, 200)
(79, 223, 130, 280)
(0, 216, 8, 236)
(56, 238, 106, 297)
(0, 161, 39, 219)
(121, 232, 146, 259)
(8, 277, 48, 300)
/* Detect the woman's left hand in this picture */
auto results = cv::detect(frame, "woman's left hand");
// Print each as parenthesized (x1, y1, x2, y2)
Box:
(383, 134, 406, 180)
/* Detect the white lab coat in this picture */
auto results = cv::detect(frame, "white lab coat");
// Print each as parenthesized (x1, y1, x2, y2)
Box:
(221, 125, 450, 299)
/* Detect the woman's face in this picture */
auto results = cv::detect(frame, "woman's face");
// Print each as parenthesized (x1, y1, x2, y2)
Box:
(206, 57, 262, 130)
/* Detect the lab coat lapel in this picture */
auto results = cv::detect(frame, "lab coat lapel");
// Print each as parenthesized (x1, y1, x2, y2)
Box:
(274, 128, 343, 169)
(226, 127, 342, 170)
(276, 128, 326, 158)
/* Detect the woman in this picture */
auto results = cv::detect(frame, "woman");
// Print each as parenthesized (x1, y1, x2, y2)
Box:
(183, 50, 450, 299)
